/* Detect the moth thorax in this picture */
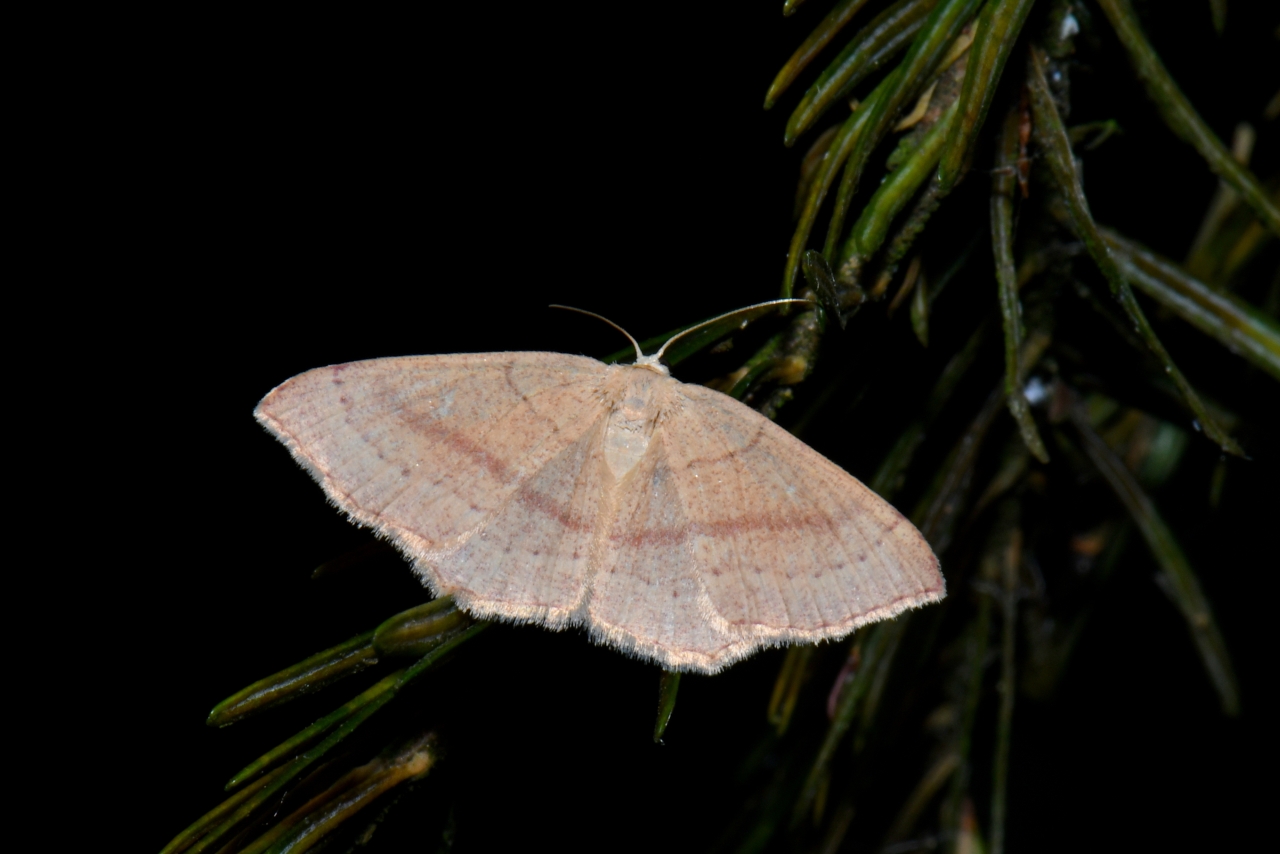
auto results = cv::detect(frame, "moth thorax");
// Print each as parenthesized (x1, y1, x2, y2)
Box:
(602, 372, 662, 480)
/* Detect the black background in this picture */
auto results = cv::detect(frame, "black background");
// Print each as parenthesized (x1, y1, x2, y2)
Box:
(52, 2, 1276, 851)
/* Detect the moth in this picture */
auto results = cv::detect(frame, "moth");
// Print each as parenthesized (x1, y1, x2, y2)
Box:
(255, 302, 943, 672)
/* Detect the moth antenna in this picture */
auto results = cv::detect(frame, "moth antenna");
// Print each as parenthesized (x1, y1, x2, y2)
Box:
(653, 298, 815, 361)
(549, 304, 645, 362)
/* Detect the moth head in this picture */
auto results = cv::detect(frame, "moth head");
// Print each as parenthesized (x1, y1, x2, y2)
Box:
(631, 352, 670, 376)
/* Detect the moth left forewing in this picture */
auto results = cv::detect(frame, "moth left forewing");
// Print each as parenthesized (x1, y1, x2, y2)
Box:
(254, 353, 610, 560)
